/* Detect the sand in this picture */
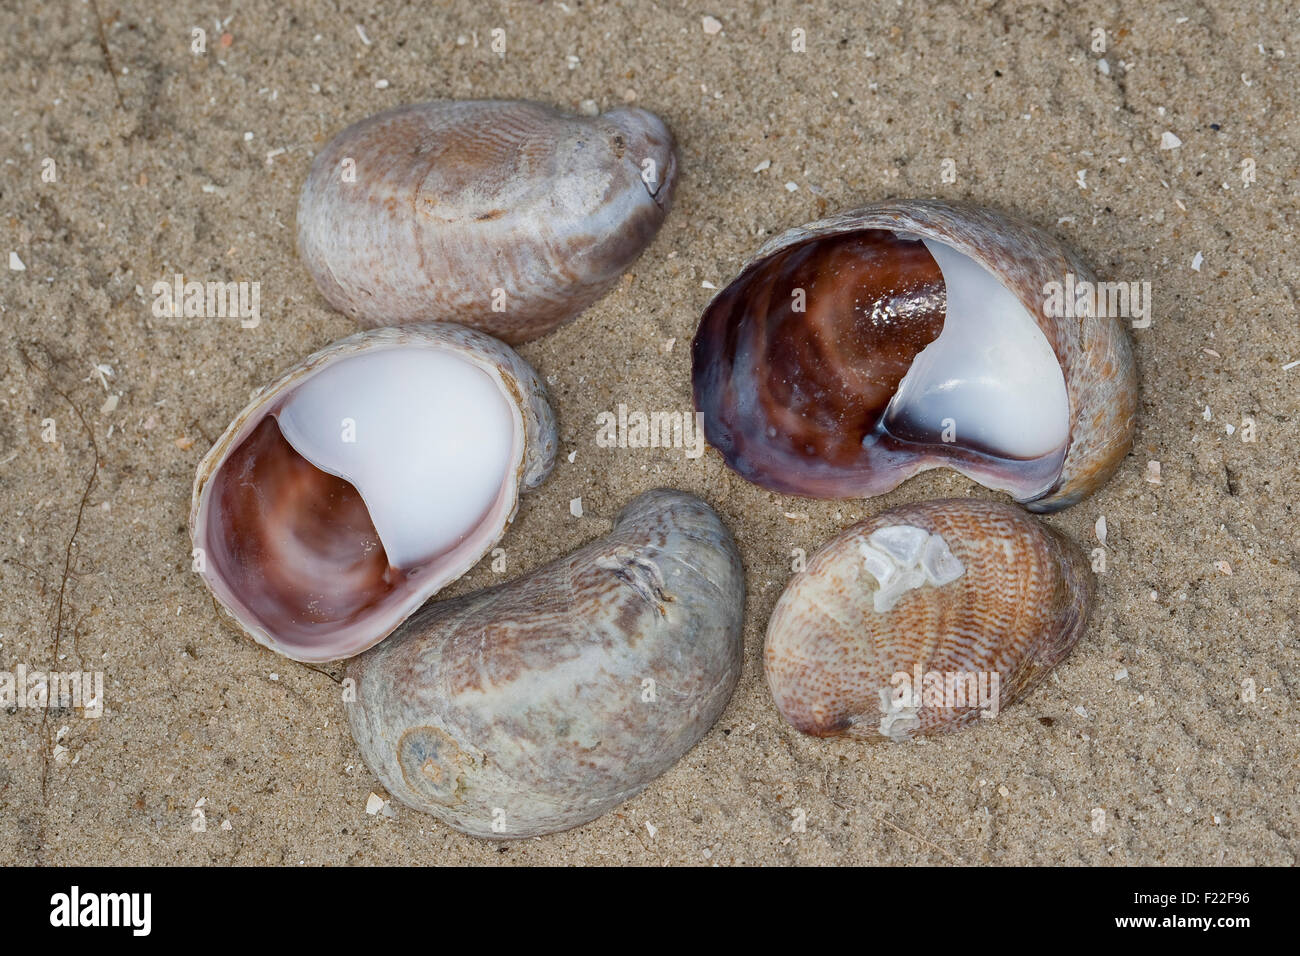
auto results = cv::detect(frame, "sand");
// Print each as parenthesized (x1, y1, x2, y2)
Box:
(1, 0, 1296, 865)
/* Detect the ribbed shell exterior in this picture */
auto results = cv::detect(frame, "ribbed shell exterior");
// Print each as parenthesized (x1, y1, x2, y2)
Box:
(189, 322, 557, 663)
(345, 489, 745, 839)
(765, 498, 1094, 740)
(297, 99, 678, 343)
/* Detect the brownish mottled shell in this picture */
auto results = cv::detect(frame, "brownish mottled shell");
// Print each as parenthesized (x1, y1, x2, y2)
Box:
(345, 489, 744, 839)
(693, 199, 1137, 512)
(298, 99, 678, 344)
(765, 498, 1094, 740)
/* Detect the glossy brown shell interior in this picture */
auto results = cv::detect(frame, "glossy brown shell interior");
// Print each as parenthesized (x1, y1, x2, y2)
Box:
(693, 228, 1030, 496)
(203, 416, 410, 641)
(691, 200, 1138, 511)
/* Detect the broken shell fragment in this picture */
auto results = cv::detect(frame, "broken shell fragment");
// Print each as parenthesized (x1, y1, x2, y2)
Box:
(190, 323, 557, 663)
(692, 199, 1137, 512)
(297, 99, 678, 344)
(765, 498, 1094, 740)
(345, 489, 744, 839)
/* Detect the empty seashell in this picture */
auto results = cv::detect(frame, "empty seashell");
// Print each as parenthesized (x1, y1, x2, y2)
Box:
(692, 199, 1137, 512)
(190, 323, 557, 663)
(345, 489, 744, 838)
(298, 99, 678, 343)
(765, 498, 1094, 740)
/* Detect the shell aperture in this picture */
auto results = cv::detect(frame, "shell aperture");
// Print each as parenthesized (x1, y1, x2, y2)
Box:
(692, 200, 1137, 511)
(275, 347, 514, 571)
(190, 323, 556, 663)
(885, 237, 1070, 473)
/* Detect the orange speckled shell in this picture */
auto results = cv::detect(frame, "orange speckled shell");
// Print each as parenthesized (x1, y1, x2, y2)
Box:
(765, 498, 1094, 740)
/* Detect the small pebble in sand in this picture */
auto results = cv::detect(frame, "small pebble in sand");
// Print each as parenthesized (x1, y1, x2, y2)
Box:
(174, 436, 194, 450)
(1214, 560, 1233, 575)
(1160, 131, 1182, 150)
(753, 158, 771, 173)
(1145, 460, 1162, 484)
(701, 280, 716, 289)
(1114, 668, 1129, 681)
(365, 792, 385, 814)
(784, 181, 799, 192)
(702, 16, 722, 35)
(1095, 515, 1108, 546)
(566, 449, 577, 463)
(570, 497, 584, 518)
(9, 252, 25, 271)
(1202, 405, 1212, 421)
(1191, 251, 1204, 271)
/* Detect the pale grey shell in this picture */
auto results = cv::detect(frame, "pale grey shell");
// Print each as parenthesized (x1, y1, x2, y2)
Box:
(345, 489, 745, 839)
(297, 99, 678, 344)
(189, 322, 557, 663)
